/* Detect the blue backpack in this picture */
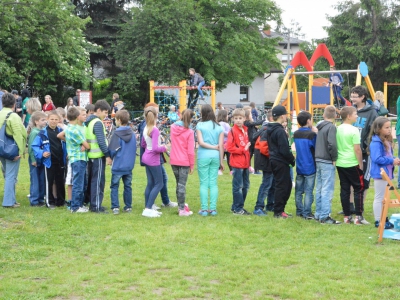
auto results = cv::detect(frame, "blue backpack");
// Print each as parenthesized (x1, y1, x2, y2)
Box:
(0, 112, 19, 160)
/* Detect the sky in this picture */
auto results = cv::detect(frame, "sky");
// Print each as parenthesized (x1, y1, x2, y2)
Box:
(276, 0, 341, 40)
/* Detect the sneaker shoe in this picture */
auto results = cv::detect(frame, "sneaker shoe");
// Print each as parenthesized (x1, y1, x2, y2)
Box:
(248, 167, 255, 174)
(152, 204, 161, 210)
(47, 204, 56, 210)
(209, 210, 218, 216)
(253, 171, 262, 175)
(71, 207, 89, 213)
(353, 215, 370, 225)
(124, 208, 132, 213)
(184, 203, 193, 215)
(253, 209, 267, 216)
(320, 216, 341, 225)
(218, 170, 223, 175)
(233, 209, 251, 215)
(292, 181, 295, 188)
(304, 214, 315, 220)
(338, 211, 344, 215)
(274, 212, 289, 219)
(154, 210, 162, 215)
(179, 209, 191, 216)
(230, 171, 234, 176)
(112, 208, 120, 215)
(162, 201, 178, 207)
(343, 215, 353, 224)
(198, 210, 208, 216)
(27, 194, 30, 198)
(142, 208, 160, 218)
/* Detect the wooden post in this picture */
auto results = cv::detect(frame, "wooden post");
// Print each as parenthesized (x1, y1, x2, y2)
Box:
(149, 80, 155, 103)
(308, 72, 313, 114)
(287, 74, 292, 113)
(179, 80, 186, 112)
(211, 80, 216, 111)
(384, 82, 388, 108)
(273, 69, 293, 107)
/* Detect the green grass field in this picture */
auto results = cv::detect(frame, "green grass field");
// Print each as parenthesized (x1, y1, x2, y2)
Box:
(1, 156, 400, 299)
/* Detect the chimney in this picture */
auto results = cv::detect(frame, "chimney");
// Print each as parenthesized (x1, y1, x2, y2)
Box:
(263, 29, 271, 36)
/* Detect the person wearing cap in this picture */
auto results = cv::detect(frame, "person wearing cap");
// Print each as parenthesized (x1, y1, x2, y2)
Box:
(266, 105, 295, 219)
(11, 90, 23, 118)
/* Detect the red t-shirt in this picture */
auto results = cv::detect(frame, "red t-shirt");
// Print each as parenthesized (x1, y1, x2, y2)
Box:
(43, 103, 56, 112)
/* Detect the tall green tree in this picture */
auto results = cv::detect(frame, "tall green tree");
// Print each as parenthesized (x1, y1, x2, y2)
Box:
(323, 0, 400, 103)
(115, 0, 282, 105)
(0, 0, 93, 102)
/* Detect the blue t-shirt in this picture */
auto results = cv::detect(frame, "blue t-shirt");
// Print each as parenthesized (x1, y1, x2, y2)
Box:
(196, 120, 223, 159)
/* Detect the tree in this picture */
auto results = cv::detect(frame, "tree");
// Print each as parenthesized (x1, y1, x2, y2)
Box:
(115, 0, 282, 105)
(0, 0, 93, 102)
(323, 0, 400, 103)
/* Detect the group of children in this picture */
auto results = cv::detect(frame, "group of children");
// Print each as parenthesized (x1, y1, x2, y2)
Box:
(23, 85, 397, 226)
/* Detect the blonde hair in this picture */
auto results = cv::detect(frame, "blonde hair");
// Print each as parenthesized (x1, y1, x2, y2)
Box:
(30, 111, 47, 127)
(56, 107, 66, 118)
(324, 105, 337, 120)
(375, 91, 384, 103)
(232, 108, 245, 118)
(26, 98, 42, 114)
(144, 106, 157, 137)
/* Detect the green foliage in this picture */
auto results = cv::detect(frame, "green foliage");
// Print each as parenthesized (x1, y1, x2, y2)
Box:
(93, 78, 112, 100)
(0, 0, 93, 101)
(322, 0, 400, 106)
(115, 0, 282, 103)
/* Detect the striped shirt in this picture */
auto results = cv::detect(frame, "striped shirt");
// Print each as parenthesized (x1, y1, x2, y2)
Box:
(65, 124, 87, 163)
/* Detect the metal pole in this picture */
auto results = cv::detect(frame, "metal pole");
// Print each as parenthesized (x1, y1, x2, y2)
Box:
(292, 70, 358, 75)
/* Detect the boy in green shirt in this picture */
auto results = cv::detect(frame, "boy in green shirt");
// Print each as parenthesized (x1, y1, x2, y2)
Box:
(336, 106, 368, 225)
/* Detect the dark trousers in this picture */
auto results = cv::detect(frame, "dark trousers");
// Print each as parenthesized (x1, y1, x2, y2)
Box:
(145, 165, 164, 209)
(337, 166, 364, 216)
(270, 160, 292, 215)
(224, 152, 232, 171)
(255, 171, 275, 211)
(171, 165, 190, 210)
(45, 163, 65, 206)
(88, 157, 106, 211)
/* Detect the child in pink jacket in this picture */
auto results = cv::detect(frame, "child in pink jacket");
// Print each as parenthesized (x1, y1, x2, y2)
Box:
(170, 109, 195, 216)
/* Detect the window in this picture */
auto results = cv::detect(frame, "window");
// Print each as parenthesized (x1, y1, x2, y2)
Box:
(281, 54, 293, 62)
(240, 86, 249, 102)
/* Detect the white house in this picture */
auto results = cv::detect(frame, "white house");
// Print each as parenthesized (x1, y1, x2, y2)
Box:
(215, 30, 304, 108)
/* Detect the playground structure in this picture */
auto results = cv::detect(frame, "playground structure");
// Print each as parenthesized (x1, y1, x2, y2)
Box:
(149, 80, 216, 113)
(273, 43, 382, 116)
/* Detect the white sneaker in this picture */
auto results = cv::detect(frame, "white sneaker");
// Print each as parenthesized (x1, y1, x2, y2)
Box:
(292, 181, 295, 188)
(161, 201, 178, 207)
(218, 170, 223, 176)
(71, 207, 89, 213)
(142, 208, 160, 218)
(154, 210, 162, 215)
(152, 204, 161, 210)
(82, 205, 89, 212)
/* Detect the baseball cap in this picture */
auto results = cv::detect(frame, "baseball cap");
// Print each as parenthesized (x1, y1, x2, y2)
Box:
(236, 103, 244, 108)
(272, 105, 287, 117)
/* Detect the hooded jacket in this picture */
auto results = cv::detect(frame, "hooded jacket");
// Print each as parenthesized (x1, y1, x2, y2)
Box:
(369, 135, 394, 179)
(253, 125, 271, 172)
(31, 125, 67, 168)
(84, 114, 110, 158)
(226, 124, 250, 169)
(353, 103, 378, 154)
(108, 126, 136, 175)
(293, 127, 316, 175)
(266, 122, 295, 166)
(170, 121, 195, 169)
(244, 119, 263, 146)
(315, 120, 338, 164)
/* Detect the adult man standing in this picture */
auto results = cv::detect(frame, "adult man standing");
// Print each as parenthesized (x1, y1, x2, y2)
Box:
(11, 90, 23, 118)
(73, 89, 81, 106)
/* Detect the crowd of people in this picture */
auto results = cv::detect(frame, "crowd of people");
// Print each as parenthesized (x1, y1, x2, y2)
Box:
(0, 84, 397, 226)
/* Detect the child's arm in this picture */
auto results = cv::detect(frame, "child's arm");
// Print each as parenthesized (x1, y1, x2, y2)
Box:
(82, 140, 90, 150)
(370, 141, 394, 166)
(196, 130, 219, 150)
(218, 131, 224, 171)
(150, 129, 166, 153)
(353, 144, 363, 170)
(188, 130, 195, 173)
(57, 131, 65, 141)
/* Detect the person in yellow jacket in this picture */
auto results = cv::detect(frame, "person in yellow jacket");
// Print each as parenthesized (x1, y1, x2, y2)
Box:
(84, 100, 112, 213)
(0, 93, 27, 208)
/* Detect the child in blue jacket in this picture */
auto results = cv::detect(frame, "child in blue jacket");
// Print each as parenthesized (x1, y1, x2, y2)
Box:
(32, 111, 67, 208)
(108, 110, 136, 214)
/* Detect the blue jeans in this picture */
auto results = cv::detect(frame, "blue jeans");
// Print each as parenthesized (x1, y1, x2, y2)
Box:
(110, 172, 132, 209)
(397, 135, 400, 188)
(315, 162, 336, 220)
(295, 173, 316, 217)
(0, 157, 20, 207)
(231, 167, 250, 212)
(71, 160, 87, 211)
(28, 158, 45, 205)
(160, 164, 170, 205)
(145, 165, 164, 209)
(198, 80, 205, 98)
(255, 171, 275, 211)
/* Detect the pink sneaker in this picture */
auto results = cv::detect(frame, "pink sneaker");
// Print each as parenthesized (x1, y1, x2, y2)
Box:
(179, 209, 191, 216)
(248, 167, 254, 173)
(230, 171, 234, 176)
(184, 203, 193, 215)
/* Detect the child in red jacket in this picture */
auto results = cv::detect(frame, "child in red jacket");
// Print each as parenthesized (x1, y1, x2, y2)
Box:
(226, 108, 251, 215)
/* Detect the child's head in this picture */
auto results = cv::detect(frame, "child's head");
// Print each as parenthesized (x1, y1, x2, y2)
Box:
(330, 66, 336, 71)
(85, 104, 95, 115)
(217, 109, 228, 123)
(66, 107, 80, 123)
(181, 109, 194, 129)
(169, 105, 176, 112)
(232, 108, 245, 127)
(244, 109, 252, 121)
(189, 68, 195, 75)
(200, 104, 217, 123)
(66, 97, 73, 107)
(375, 91, 384, 103)
(144, 102, 160, 114)
(115, 109, 130, 127)
(271, 105, 287, 123)
(340, 106, 357, 123)
(113, 93, 119, 100)
(370, 116, 392, 138)
(350, 85, 368, 105)
(94, 100, 110, 120)
(297, 111, 312, 128)
(56, 107, 66, 122)
(144, 106, 157, 136)
(243, 106, 251, 111)
(249, 102, 256, 109)
(217, 102, 222, 108)
(26, 98, 41, 115)
(77, 107, 87, 123)
(267, 110, 273, 122)
(47, 111, 60, 129)
(31, 111, 47, 129)
(323, 105, 336, 121)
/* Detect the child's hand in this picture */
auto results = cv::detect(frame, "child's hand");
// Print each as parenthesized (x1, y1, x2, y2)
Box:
(395, 158, 400, 166)
(106, 157, 113, 166)
(80, 145, 86, 152)
(43, 152, 50, 158)
(189, 168, 194, 175)
(244, 142, 251, 151)
(219, 163, 224, 172)
(31, 162, 37, 167)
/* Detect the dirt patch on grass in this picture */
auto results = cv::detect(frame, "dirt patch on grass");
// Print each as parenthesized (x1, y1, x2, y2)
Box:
(153, 288, 166, 295)
(31, 277, 47, 281)
(0, 218, 24, 229)
(125, 285, 138, 291)
(209, 279, 220, 285)
(148, 268, 171, 274)
(53, 297, 82, 300)
(184, 276, 196, 282)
